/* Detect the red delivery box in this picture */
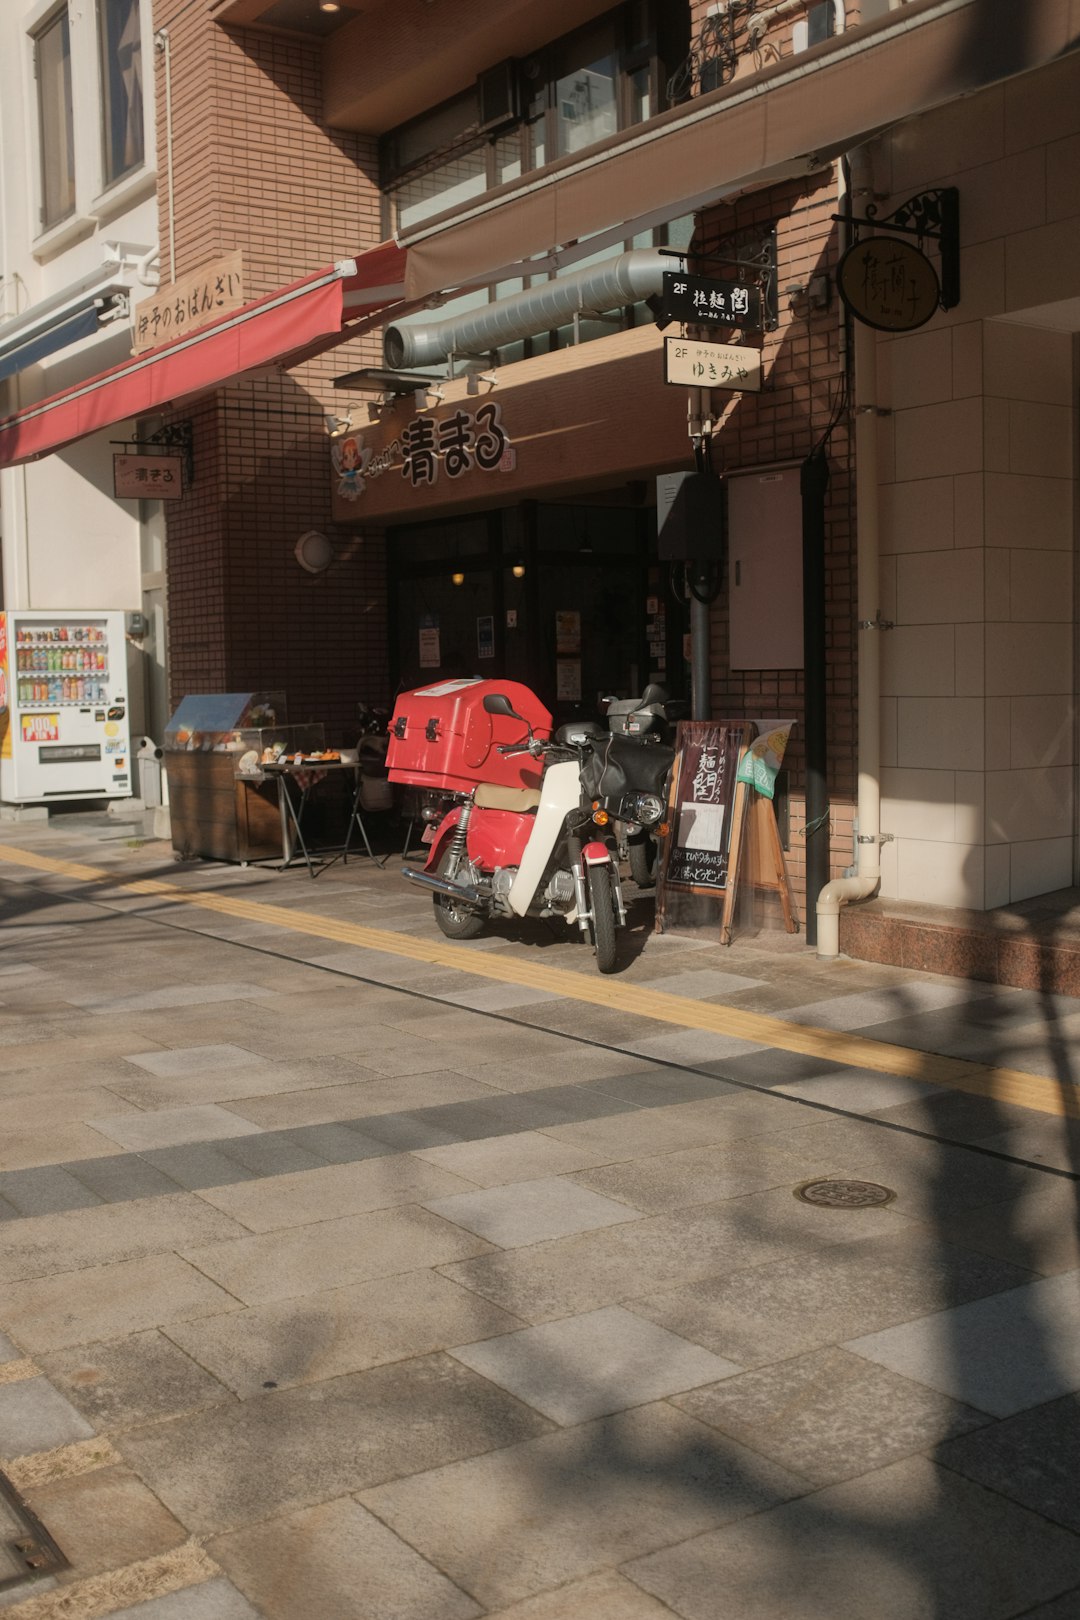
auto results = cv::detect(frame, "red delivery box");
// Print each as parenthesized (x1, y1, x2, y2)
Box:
(386, 678, 552, 794)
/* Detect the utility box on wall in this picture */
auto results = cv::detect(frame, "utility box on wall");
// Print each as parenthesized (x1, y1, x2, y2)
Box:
(727, 466, 804, 670)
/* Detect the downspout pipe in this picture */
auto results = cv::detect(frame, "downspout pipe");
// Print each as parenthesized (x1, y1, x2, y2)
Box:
(816, 140, 883, 956)
(154, 29, 176, 285)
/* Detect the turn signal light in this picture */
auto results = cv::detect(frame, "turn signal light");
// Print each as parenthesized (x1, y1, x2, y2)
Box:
(657, 822, 670, 837)
(592, 808, 610, 826)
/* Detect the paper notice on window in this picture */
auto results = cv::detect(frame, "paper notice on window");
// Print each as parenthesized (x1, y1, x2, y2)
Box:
(556, 660, 582, 701)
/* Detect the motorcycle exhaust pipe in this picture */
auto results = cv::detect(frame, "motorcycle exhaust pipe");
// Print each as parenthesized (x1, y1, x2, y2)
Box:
(403, 866, 485, 908)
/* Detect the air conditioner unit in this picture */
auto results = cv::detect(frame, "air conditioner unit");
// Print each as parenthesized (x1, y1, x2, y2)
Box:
(478, 60, 519, 132)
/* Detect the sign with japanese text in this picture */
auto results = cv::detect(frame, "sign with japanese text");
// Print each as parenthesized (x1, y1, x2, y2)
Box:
(661, 271, 760, 329)
(132, 252, 244, 353)
(113, 454, 183, 501)
(331, 402, 511, 501)
(836, 236, 940, 332)
(665, 338, 762, 392)
(660, 723, 747, 894)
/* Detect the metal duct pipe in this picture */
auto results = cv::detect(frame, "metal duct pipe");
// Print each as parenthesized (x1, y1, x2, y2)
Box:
(384, 249, 669, 370)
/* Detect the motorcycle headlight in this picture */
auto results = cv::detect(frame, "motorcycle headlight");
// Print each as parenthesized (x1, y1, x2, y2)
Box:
(624, 792, 665, 826)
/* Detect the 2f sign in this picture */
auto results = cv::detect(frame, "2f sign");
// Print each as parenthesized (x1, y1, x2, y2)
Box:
(664, 338, 762, 393)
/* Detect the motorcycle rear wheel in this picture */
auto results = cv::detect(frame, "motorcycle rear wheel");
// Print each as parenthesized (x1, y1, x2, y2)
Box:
(432, 851, 486, 940)
(588, 863, 618, 974)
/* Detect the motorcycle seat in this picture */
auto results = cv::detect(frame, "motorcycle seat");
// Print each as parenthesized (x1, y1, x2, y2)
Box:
(474, 782, 543, 811)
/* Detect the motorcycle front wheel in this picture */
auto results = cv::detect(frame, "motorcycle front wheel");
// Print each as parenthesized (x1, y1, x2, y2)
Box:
(588, 863, 619, 974)
(432, 851, 486, 940)
(628, 835, 657, 889)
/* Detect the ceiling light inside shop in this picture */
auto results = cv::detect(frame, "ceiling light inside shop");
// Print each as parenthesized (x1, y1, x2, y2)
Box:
(451, 572, 465, 586)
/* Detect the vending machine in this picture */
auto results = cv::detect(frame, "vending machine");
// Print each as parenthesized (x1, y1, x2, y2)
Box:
(0, 610, 132, 803)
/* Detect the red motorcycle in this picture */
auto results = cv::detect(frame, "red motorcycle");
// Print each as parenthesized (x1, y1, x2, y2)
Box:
(386, 679, 669, 972)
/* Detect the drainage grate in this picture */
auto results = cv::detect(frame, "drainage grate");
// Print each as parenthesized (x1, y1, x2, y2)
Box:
(0, 1470, 68, 1597)
(795, 1178, 895, 1208)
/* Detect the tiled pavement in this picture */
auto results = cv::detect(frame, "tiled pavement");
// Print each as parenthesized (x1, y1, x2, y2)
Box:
(1, 815, 1080, 1617)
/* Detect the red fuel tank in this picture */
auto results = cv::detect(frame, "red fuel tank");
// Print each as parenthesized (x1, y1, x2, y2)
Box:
(386, 678, 552, 794)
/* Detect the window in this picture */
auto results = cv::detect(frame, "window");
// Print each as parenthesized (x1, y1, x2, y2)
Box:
(381, 2, 691, 369)
(98, 0, 144, 187)
(554, 25, 618, 157)
(35, 9, 75, 229)
(381, 2, 688, 231)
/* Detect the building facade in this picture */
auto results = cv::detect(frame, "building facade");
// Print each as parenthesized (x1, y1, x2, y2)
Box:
(1, 0, 1077, 964)
(0, 0, 164, 743)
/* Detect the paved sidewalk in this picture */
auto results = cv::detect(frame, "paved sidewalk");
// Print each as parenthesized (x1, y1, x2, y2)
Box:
(1, 813, 1080, 1619)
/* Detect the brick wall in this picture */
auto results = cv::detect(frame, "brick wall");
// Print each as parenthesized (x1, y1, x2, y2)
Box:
(155, 2, 389, 737)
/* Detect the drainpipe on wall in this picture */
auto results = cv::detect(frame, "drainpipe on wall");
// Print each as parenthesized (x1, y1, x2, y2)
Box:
(816, 139, 884, 956)
(154, 29, 177, 286)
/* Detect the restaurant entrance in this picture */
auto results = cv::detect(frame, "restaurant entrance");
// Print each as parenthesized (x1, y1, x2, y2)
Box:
(389, 497, 685, 724)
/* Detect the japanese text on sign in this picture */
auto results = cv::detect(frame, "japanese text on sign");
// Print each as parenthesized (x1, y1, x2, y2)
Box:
(401, 402, 508, 488)
(132, 253, 244, 353)
(660, 271, 760, 330)
(664, 338, 762, 392)
(332, 403, 512, 501)
(663, 724, 745, 893)
(836, 236, 940, 333)
(113, 454, 183, 501)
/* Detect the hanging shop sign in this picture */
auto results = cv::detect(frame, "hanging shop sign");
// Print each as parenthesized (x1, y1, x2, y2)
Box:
(331, 402, 511, 502)
(659, 271, 760, 329)
(664, 338, 762, 392)
(833, 187, 959, 331)
(113, 453, 184, 500)
(132, 252, 244, 353)
(836, 236, 940, 332)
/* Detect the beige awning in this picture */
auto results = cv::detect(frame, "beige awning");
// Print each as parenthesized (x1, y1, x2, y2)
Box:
(402, 0, 1080, 300)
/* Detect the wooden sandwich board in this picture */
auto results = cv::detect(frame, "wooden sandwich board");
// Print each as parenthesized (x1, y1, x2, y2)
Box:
(655, 720, 798, 945)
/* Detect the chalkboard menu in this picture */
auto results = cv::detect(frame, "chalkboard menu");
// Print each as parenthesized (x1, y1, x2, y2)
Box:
(660, 723, 750, 894)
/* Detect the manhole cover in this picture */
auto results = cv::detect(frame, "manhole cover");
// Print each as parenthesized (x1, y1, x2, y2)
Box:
(0, 1470, 67, 1598)
(795, 1178, 895, 1208)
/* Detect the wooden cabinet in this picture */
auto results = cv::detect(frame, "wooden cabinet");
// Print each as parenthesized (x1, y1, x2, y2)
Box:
(165, 753, 282, 863)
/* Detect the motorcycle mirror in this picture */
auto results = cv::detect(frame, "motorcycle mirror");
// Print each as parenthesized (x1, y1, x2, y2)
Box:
(483, 693, 519, 719)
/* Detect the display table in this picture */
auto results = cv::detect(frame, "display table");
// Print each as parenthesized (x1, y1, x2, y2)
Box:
(259, 760, 386, 877)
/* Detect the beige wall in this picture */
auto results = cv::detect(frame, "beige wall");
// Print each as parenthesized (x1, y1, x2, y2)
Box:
(875, 56, 1079, 908)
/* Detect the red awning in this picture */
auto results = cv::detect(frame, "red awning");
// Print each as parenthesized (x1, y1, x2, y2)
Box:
(0, 239, 407, 467)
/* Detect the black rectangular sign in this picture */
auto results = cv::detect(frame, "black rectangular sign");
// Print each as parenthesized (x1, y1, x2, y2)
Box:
(660, 723, 746, 894)
(660, 271, 760, 329)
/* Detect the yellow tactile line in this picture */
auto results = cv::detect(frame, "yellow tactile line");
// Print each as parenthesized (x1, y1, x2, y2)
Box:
(0, 842, 1075, 1121)
(6, 1438, 122, 1492)
(2, 1542, 219, 1620)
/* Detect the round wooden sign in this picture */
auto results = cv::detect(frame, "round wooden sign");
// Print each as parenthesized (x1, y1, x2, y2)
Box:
(837, 235, 941, 332)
